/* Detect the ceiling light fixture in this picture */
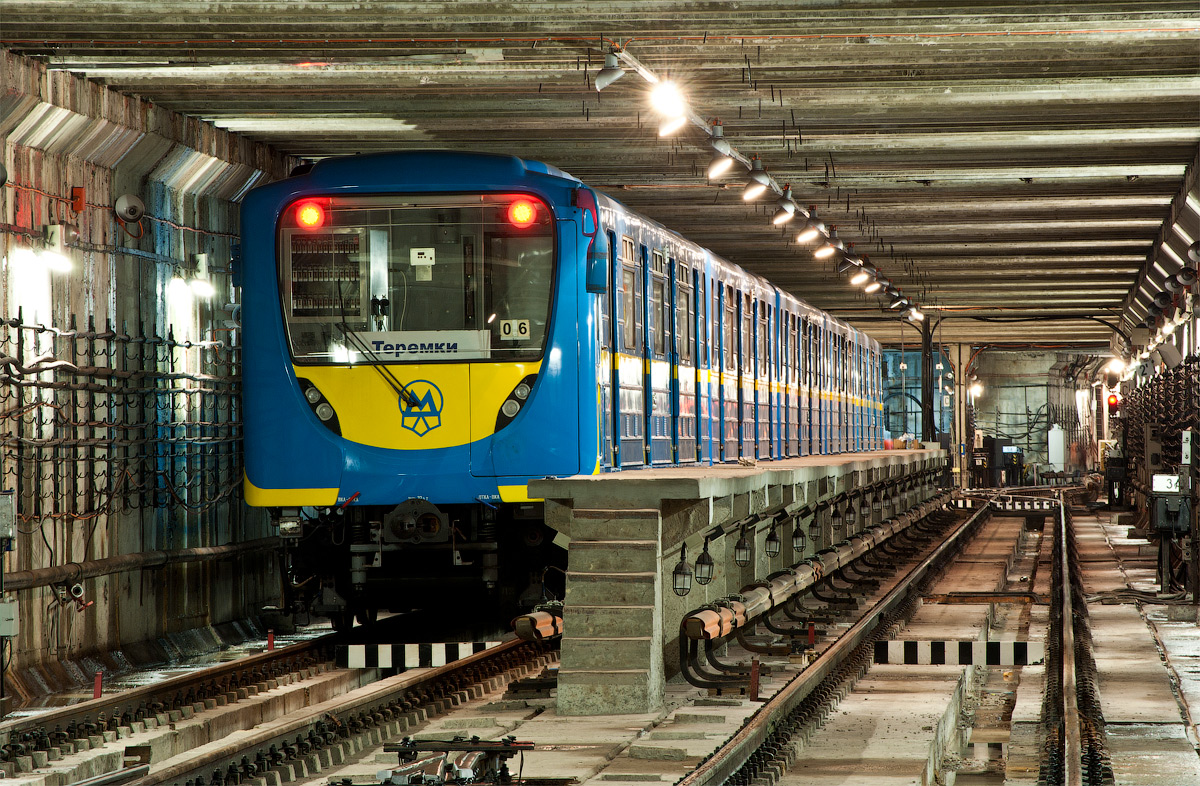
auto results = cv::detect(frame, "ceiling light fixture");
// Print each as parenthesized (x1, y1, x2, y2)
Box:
(706, 122, 735, 179)
(650, 80, 687, 117)
(795, 207, 825, 244)
(813, 227, 842, 259)
(743, 157, 771, 201)
(850, 265, 874, 287)
(772, 185, 797, 225)
(594, 50, 627, 91)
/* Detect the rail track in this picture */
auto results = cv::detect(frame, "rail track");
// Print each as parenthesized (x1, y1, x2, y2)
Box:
(676, 498, 988, 786)
(1, 635, 336, 758)
(0, 626, 555, 786)
(133, 637, 554, 786)
(1039, 502, 1115, 786)
(668, 487, 1114, 786)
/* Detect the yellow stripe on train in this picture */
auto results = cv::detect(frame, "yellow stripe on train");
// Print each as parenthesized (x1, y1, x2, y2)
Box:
(298, 361, 539, 450)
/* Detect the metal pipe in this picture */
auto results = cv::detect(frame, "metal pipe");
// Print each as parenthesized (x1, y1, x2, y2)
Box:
(3, 537, 277, 592)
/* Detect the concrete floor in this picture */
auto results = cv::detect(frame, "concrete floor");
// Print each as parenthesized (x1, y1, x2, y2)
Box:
(1077, 512, 1200, 785)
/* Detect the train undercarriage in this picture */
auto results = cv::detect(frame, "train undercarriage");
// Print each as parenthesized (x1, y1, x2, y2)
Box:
(272, 499, 565, 631)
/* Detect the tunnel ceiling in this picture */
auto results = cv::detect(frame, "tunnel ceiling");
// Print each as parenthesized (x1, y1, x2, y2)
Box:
(4, 1, 1199, 348)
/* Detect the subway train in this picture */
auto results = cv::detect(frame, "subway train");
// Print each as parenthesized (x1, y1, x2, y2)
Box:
(239, 151, 884, 628)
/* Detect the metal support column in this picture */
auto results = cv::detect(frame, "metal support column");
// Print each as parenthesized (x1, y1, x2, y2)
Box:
(920, 318, 935, 443)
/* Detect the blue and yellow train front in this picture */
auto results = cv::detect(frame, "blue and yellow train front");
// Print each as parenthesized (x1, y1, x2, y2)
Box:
(240, 152, 599, 625)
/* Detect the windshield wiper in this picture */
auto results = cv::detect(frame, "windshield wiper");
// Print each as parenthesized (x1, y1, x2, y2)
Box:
(335, 280, 421, 408)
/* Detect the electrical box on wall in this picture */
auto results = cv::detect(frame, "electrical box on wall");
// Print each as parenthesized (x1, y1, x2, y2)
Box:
(0, 597, 17, 638)
(1150, 473, 1192, 533)
(0, 491, 14, 540)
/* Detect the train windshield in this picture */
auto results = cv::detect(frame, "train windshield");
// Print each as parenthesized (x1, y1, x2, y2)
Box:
(277, 193, 555, 364)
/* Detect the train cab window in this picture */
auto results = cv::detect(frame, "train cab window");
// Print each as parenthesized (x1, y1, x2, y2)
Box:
(277, 193, 554, 364)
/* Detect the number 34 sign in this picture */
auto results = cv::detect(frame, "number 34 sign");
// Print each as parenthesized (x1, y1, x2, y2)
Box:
(499, 319, 530, 341)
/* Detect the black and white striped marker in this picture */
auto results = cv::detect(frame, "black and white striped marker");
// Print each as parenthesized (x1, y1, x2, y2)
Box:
(873, 640, 1044, 666)
(337, 641, 502, 670)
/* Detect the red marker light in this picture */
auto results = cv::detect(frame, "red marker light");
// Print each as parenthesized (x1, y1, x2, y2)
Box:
(296, 201, 326, 229)
(508, 199, 537, 228)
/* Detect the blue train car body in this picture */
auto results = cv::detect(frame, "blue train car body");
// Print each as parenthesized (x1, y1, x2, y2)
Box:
(240, 151, 883, 626)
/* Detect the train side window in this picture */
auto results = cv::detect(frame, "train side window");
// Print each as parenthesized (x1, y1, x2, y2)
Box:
(600, 230, 615, 349)
(676, 262, 692, 363)
(789, 313, 796, 378)
(741, 294, 752, 369)
(758, 304, 768, 371)
(723, 287, 736, 371)
(651, 275, 666, 356)
(622, 268, 637, 349)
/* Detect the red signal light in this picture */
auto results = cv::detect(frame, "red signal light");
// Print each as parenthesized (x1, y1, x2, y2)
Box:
(507, 199, 538, 229)
(296, 200, 326, 229)
(1107, 393, 1121, 416)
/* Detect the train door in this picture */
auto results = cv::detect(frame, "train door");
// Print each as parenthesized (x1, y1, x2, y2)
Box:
(717, 284, 732, 460)
(739, 292, 754, 459)
(819, 321, 830, 455)
(848, 336, 859, 452)
(648, 249, 671, 464)
(834, 333, 845, 453)
(872, 346, 882, 448)
(788, 312, 799, 456)
(756, 300, 770, 458)
(675, 260, 697, 463)
(616, 235, 645, 466)
(694, 269, 708, 463)
(777, 309, 787, 457)
(600, 228, 616, 468)
(800, 316, 810, 456)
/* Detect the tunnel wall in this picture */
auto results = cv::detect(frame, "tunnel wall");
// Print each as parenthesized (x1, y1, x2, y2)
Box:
(0, 50, 295, 692)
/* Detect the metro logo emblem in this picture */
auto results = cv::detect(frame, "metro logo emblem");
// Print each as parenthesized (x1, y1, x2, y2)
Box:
(399, 380, 444, 436)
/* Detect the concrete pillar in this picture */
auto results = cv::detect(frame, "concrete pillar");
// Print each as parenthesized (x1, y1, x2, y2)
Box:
(556, 508, 663, 715)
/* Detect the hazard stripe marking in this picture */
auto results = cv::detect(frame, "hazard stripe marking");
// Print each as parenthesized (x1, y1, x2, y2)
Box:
(336, 641, 502, 669)
(873, 640, 1044, 666)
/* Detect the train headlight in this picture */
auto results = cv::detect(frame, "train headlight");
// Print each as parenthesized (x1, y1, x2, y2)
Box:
(315, 402, 335, 421)
(304, 387, 322, 404)
(514, 382, 531, 400)
(501, 399, 521, 418)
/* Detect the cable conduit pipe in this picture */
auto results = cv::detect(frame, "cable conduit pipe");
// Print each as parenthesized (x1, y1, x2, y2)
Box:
(3, 537, 277, 592)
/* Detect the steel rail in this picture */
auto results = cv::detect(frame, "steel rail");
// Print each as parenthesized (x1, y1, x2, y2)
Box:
(676, 500, 992, 786)
(1059, 497, 1083, 786)
(129, 636, 535, 786)
(0, 634, 334, 744)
